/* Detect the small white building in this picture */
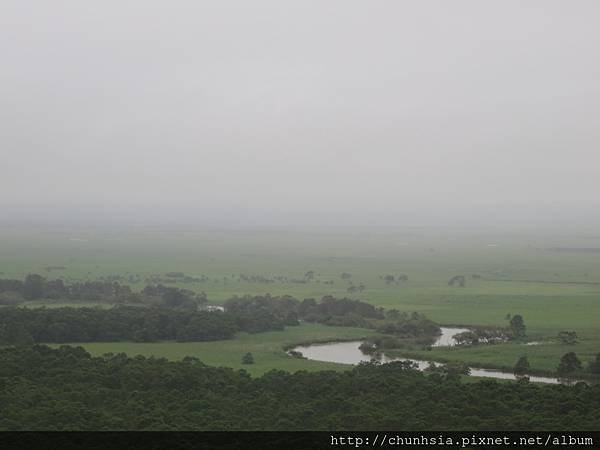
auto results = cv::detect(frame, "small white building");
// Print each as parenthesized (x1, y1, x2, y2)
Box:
(205, 305, 225, 312)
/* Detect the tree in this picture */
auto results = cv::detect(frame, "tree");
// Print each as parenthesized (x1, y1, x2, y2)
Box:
(588, 353, 600, 375)
(242, 352, 254, 364)
(557, 352, 582, 377)
(385, 309, 403, 320)
(448, 275, 466, 287)
(509, 314, 526, 338)
(557, 331, 578, 345)
(513, 356, 530, 379)
(2, 323, 34, 346)
(442, 362, 470, 382)
(383, 275, 395, 285)
(304, 271, 315, 282)
(0, 291, 24, 306)
(22, 274, 45, 300)
(453, 331, 479, 346)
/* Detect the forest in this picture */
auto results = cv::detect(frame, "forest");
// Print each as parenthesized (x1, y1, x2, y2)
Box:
(1, 345, 599, 431)
(0, 307, 241, 344)
(0, 274, 206, 310)
(225, 294, 440, 337)
(0, 280, 442, 345)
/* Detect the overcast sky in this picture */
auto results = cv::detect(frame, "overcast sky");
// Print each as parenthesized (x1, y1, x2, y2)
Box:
(2, 1, 599, 227)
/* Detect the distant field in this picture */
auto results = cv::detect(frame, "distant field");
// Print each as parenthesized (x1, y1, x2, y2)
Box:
(4, 225, 600, 375)
(51, 323, 377, 376)
(19, 301, 118, 309)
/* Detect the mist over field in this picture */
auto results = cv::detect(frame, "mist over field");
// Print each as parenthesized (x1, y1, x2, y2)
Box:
(2, 1, 600, 228)
(2, 1, 600, 440)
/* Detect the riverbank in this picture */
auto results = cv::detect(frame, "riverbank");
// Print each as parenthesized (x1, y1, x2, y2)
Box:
(390, 341, 600, 383)
(291, 336, 598, 384)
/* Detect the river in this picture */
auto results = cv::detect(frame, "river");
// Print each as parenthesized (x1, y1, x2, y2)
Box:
(291, 327, 565, 384)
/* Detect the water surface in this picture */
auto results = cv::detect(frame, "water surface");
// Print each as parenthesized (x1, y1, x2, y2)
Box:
(291, 327, 564, 384)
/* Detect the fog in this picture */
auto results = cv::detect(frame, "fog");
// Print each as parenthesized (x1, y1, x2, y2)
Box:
(2, 1, 599, 227)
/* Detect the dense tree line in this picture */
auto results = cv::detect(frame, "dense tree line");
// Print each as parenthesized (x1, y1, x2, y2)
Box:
(1, 277, 438, 339)
(0, 275, 137, 303)
(0, 275, 206, 310)
(224, 294, 385, 327)
(0, 306, 284, 344)
(0, 345, 599, 430)
(224, 295, 440, 338)
(0, 293, 439, 345)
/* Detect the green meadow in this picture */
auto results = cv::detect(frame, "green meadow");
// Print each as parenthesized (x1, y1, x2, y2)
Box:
(52, 323, 375, 376)
(3, 225, 600, 375)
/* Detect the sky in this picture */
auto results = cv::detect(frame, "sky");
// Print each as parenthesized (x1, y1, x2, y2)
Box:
(2, 1, 599, 227)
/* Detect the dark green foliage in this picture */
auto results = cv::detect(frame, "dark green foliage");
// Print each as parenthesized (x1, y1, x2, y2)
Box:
(0, 323, 34, 346)
(1, 277, 439, 339)
(225, 294, 387, 327)
(142, 284, 207, 310)
(374, 311, 439, 338)
(0, 294, 440, 345)
(3, 345, 600, 430)
(453, 331, 480, 346)
(242, 352, 254, 364)
(513, 356, 530, 377)
(380, 274, 408, 284)
(0, 275, 206, 309)
(383, 274, 395, 284)
(5, 274, 142, 303)
(453, 328, 509, 346)
(557, 352, 583, 376)
(287, 350, 306, 359)
(0, 278, 24, 292)
(22, 274, 45, 300)
(448, 275, 466, 287)
(301, 295, 384, 320)
(557, 331, 578, 345)
(0, 307, 260, 344)
(441, 362, 471, 382)
(225, 295, 439, 338)
(0, 290, 23, 306)
(224, 295, 298, 330)
(509, 314, 526, 337)
(165, 272, 186, 278)
(589, 354, 600, 375)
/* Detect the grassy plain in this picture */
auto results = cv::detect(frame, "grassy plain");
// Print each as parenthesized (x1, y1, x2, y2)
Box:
(2, 225, 600, 375)
(51, 323, 376, 376)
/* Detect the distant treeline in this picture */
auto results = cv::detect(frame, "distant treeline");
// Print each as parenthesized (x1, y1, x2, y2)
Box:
(481, 278, 600, 286)
(0, 274, 207, 310)
(546, 247, 600, 253)
(0, 307, 238, 344)
(1, 345, 599, 430)
(0, 295, 440, 345)
(225, 295, 440, 338)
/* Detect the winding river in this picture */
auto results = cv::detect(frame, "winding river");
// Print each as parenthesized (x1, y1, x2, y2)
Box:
(291, 327, 564, 384)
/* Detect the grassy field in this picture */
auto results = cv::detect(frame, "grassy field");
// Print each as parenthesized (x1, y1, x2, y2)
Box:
(20, 300, 119, 309)
(51, 323, 377, 376)
(394, 339, 600, 376)
(3, 225, 600, 375)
